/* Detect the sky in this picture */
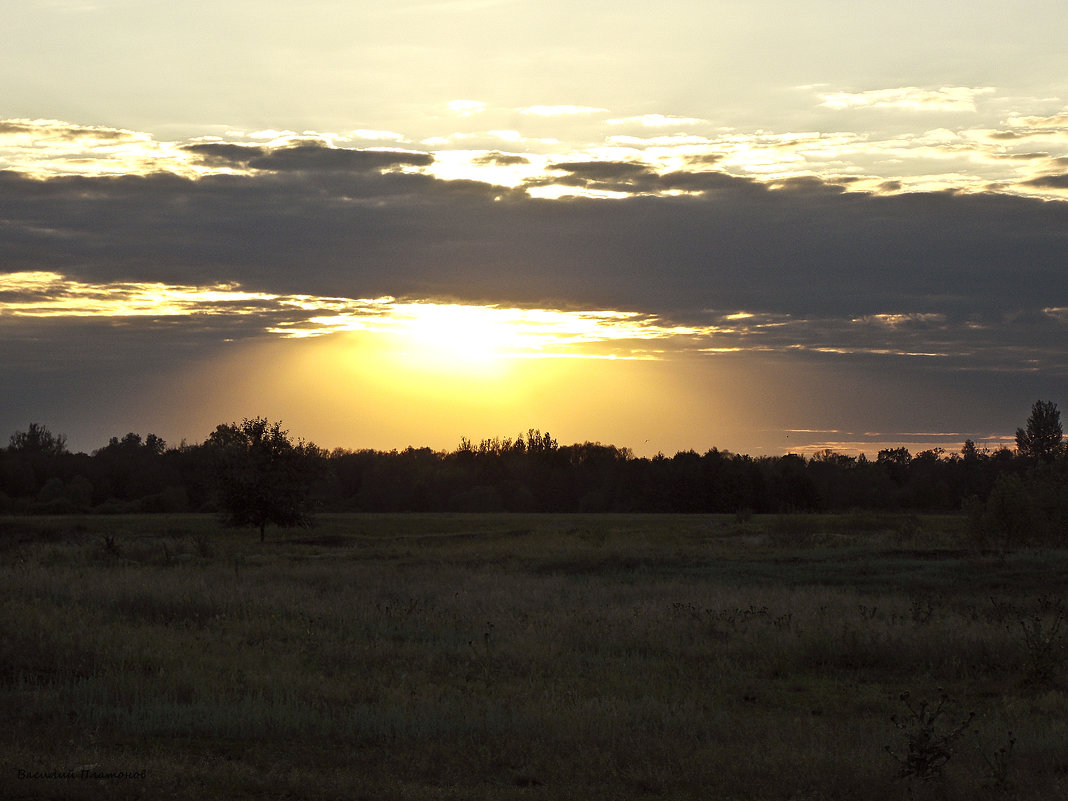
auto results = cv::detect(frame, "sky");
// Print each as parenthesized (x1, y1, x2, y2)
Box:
(2, 0, 1067, 458)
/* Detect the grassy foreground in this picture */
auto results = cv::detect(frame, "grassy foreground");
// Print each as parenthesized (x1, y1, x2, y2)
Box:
(2, 512, 1067, 800)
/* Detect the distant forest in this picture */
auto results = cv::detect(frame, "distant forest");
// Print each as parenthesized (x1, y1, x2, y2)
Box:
(2, 405, 1065, 533)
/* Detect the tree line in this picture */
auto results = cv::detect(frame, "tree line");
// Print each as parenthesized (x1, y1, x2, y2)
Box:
(2, 402, 1065, 543)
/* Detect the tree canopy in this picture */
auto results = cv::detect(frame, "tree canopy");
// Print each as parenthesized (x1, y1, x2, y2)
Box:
(1, 406, 1065, 540)
(1016, 400, 1064, 464)
(206, 417, 324, 541)
(9, 422, 67, 456)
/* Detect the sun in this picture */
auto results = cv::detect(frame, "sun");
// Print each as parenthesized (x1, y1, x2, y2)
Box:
(390, 303, 522, 374)
(270, 297, 706, 391)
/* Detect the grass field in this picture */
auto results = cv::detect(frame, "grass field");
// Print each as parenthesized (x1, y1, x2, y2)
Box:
(2, 512, 1067, 800)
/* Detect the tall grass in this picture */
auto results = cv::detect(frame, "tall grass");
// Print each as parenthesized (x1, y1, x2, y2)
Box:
(2, 513, 1067, 799)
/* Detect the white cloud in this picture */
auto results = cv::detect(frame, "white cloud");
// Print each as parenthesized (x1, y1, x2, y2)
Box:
(1005, 110, 1068, 129)
(246, 129, 301, 141)
(607, 114, 708, 127)
(606, 134, 716, 147)
(0, 118, 195, 178)
(519, 105, 607, 116)
(350, 129, 408, 143)
(819, 86, 995, 112)
(0, 270, 716, 359)
(448, 99, 487, 117)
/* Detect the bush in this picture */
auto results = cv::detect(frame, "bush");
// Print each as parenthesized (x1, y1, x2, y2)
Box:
(969, 467, 1068, 548)
(885, 690, 974, 783)
(969, 474, 1034, 548)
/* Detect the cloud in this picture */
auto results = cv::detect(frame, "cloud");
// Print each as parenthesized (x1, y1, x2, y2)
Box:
(1022, 173, 1068, 189)
(525, 159, 761, 197)
(606, 133, 717, 147)
(1, 119, 1065, 395)
(471, 152, 531, 167)
(7, 115, 1068, 205)
(606, 114, 708, 127)
(1006, 111, 1068, 130)
(550, 159, 654, 181)
(0, 271, 282, 322)
(520, 105, 607, 116)
(0, 118, 189, 178)
(1, 153, 1064, 377)
(1, 150, 1063, 313)
(0, 119, 118, 142)
(819, 86, 996, 112)
(0, 270, 719, 363)
(179, 142, 267, 167)
(244, 144, 433, 172)
(2, 119, 1064, 457)
(6, 270, 1061, 381)
(448, 99, 486, 116)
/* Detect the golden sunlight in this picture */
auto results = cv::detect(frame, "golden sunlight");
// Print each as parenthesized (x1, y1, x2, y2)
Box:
(391, 303, 518, 370)
(0, 272, 716, 371)
(143, 332, 739, 458)
(0, 271, 277, 317)
(279, 300, 710, 364)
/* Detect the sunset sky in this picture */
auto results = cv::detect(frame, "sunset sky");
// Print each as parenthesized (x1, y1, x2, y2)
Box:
(2, 0, 1067, 457)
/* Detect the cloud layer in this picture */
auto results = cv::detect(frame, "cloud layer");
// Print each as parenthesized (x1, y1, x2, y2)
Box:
(2, 127, 1066, 370)
(1, 116, 1066, 454)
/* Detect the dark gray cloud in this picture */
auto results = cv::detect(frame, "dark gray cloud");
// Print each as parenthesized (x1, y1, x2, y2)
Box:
(472, 152, 530, 166)
(540, 160, 786, 198)
(247, 143, 434, 172)
(1, 158, 1065, 340)
(551, 160, 653, 180)
(180, 142, 267, 166)
(682, 153, 723, 167)
(1023, 172, 1068, 189)
(181, 142, 435, 172)
(534, 160, 772, 196)
(0, 120, 132, 141)
(2, 150, 1065, 455)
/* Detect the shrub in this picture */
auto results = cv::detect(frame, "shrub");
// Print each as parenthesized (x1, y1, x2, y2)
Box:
(885, 690, 974, 783)
(970, 474, 1033, 549)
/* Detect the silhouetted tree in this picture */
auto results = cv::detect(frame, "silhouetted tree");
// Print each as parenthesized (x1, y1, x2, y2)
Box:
(5, 418, 1063, 516)
(92, 432, 178, 506)
(767, 453, 820, 511)
(3, 423, 73, 503)
(965, 403, 1067, 546)
(207, 418, 324, 541)
(8, 423, 67, 456)
(1016, 400, 1064, 464)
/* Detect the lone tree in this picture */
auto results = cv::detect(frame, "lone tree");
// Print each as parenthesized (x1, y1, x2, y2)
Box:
(207, 417, 323, 541)
(1016, 400, 1064, 464)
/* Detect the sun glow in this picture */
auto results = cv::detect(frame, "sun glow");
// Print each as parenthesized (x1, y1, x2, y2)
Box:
(0, 271, 277, 316)
(146, 328, 725, 459)
(391, 303, 518, 371)
(279, 300, 708, 364)
(1, 271, 711, 370)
